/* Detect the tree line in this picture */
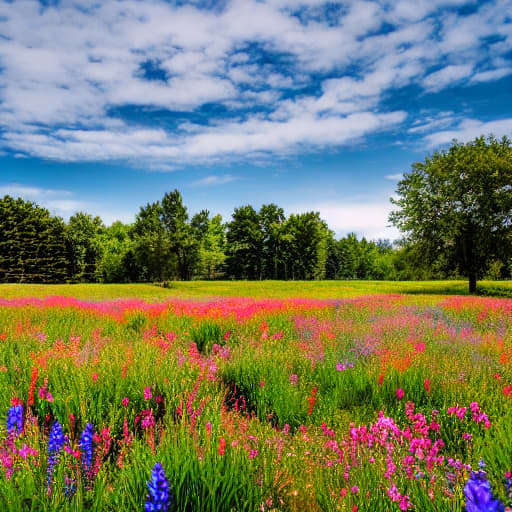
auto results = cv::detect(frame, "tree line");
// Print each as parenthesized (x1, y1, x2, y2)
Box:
(1, 136, 511, 287)
(0, 191, 401, 283)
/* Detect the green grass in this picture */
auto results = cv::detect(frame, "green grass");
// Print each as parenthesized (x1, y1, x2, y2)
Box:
(1, 279, 512, 301)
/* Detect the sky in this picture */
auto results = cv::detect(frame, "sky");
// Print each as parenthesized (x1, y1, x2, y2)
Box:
(1, 0, 511, 241)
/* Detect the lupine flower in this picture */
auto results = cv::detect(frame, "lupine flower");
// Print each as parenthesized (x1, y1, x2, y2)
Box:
(79, 423, 95, 471)
(145, 463, 171, 512)
(7, 404, 23, 433)
(47, 420, 64, 487)
(464, 461, 504, 512)
(48, 420, 64, 454)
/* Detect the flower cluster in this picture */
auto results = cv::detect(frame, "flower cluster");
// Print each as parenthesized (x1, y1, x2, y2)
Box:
(145, 463, 171, 512)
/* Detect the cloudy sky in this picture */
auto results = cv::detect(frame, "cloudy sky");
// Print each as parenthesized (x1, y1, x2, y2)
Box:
(1, 0, 511, 240)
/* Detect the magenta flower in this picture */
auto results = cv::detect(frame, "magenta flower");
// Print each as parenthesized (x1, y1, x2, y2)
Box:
(122, 397, 129, 408)
(396, 388, 404, 400)
(144, 387, 152, 400)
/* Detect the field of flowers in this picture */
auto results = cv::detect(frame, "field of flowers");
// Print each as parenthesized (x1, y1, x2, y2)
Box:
(1, 290, 512, 511)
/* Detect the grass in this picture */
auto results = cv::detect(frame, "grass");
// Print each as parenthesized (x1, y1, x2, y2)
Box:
(1, 283, 512, 510)
(1, 279, 512, 301)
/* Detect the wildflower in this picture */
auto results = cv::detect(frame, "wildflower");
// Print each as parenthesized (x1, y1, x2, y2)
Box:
(249, 449, 258, 459)
(79, 423, 95, 471)
(396, 388, 404, 400)
(145, 463, 171, 512)
(122, 397, 129, 408)
(7, 404, 23, 434)
(378, 374, 385, 386)
(464, 461, 504, 512)
(218, 437, 226, 456)
(308, 387, 317, 416)
(144, 387, 152, 400)
(289, 374, 298, 386)
(47, 420, 64, 487)
(424, 379, 431, 394)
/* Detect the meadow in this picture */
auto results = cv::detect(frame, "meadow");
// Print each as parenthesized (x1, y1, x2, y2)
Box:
(1, 282, 512, 511)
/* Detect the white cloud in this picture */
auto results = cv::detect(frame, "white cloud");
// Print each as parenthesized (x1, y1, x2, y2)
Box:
(192, 174, 238, 186)
(289, 201, 400, 241)
(423, 64, 473, 92)
(0, 184, 72, 198)
(423, 117, 512, 147)
(385, 173, 403, 180)
(0, 0, 510, 166)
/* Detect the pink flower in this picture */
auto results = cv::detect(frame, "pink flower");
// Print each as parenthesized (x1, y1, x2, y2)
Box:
(144, 386, 152, 400)
(396, 388, 404, 400)
(289, 374, 298, 386)
(249, 449, 258, 459)
(351, 486, 359, 494)
(259, 381, 265, 388)
(122, 397, 129, 408)
(92, 373, 98, 383)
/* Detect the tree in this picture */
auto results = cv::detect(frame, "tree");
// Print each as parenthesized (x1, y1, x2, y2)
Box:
(67, 212, 104, 282)
(225, 206, 263, 279)
(0, 196, 69, 283)
(133, 202, 172, 281)
(161, 190, 199, 280)
(390, 135, 512, 293)
(193, 213, 226, 279)
(259, 204, 286, 279)
(283, 212, 328, 280)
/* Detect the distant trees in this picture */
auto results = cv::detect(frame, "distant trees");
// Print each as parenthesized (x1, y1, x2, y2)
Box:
(390, 136, 512, 292)
(0, 196, 68, 282)
(3, 133, 511, 287)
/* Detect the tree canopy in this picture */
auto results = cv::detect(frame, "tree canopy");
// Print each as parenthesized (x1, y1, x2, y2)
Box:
(390, 135, 512, 292)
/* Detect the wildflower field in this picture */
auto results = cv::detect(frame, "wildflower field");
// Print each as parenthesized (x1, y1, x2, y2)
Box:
(1, 284, 512, 511)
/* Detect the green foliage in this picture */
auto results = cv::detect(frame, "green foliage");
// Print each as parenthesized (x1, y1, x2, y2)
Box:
(0, 195, 69, 283)
(390, 135, 512, 292)
(66, 212, 105, 282)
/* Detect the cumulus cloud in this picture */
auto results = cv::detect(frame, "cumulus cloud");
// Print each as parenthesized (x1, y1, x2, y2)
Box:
(0, 0, 510, 166)
(289, 201, 400, 241)
(423, 117, 512, 147)
(192, 174, 238, 186)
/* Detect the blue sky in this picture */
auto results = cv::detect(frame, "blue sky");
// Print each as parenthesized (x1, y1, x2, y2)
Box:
(1, 0, 511, 240)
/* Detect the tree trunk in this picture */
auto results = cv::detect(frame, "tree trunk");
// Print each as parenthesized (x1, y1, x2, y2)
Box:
(469, 272, 477, 294)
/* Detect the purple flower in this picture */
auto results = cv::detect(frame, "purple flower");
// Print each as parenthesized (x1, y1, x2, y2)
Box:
(6, 404, 23, 434)
(79, 423, 95, 471)
(464, 462, 504, 512)
(145, 463, 171, 512)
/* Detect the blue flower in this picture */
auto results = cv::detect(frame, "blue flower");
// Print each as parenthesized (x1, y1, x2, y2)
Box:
(464, 464, 504, 512)
(145, 463, 171, 512)
(48, 420, 64, 454)
(6, 404, 23, 433)
(47, 420, 65, 487)
(79, 423, 95, 471)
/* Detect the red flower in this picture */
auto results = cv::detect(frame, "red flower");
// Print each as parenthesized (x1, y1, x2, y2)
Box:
(218, 437, 226, 456)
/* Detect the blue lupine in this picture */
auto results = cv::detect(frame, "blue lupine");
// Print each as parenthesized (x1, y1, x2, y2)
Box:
(79, 423, 94, 471)
(464, 461, 504, 512)
(47, 420, 64, 487)
(48, 420, 64, 454)
(6, 404, 23, 434)
(145, 463, 171, 512)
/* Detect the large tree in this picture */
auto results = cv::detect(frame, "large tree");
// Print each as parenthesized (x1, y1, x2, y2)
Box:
(0, 196, 69, 283)
(390, 135, 512, 292)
